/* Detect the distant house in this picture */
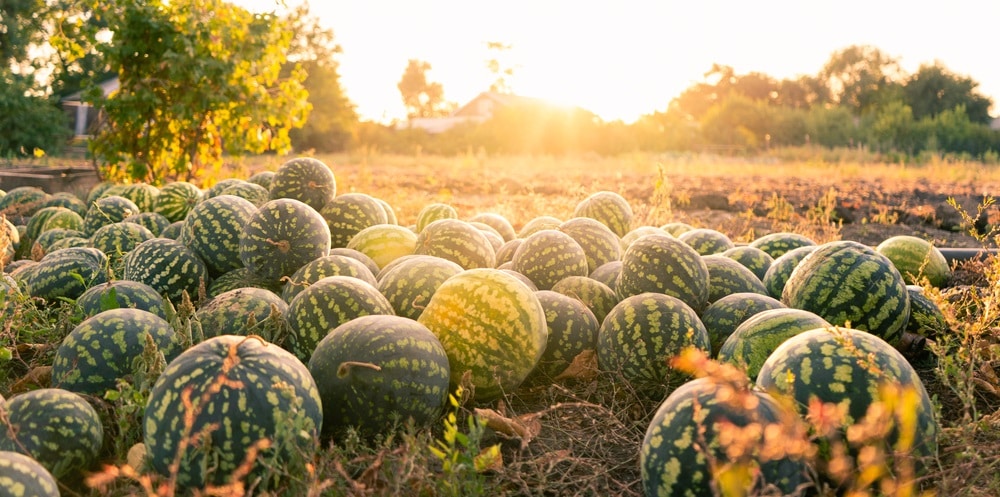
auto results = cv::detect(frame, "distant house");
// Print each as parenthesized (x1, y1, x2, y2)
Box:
(991, 116, 1000, 131)
(399, 91, 559, 134)
(61, 76, 119, 138)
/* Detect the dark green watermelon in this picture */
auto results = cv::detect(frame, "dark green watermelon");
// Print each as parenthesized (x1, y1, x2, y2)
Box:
(702, 254, 768, 303)
(549, 275, 619, 325)
(90, 221, 155, 273)
(123, 211, 171, 236)
(375, 254, 463, 320)
(239, 198, 331, 283)
(281, 254, 378, 303)
(573, 190, 633, 237)
(678, 228, 735, 255)
(181, 194, 257, 276)
(83, 195, 140, 236)
(762, 245, 818, 299)
(558, 216, 622, 274)
(414, 219, 496, 270)
(467, 212, 517, 242)
(700, 292, 785, 356)
(320, 192, 388, 248)
(718, 307, 830, 381)
(512, 229, 589, 291)
(153, 181, 203, 223)
(122, 238, 209, 302)
(589, 260, 622, 292)
(617, 233, 710, 312)
(268, 157, 337, 211)
(415, 202, 458, 234)
(26, 247, 108, 301)
(720, 245, 774, 281)
(527, 290, 600, 382)
(749, 232, 816, 259)
(196, 287, 288, 342)
(517, 215, 563, 239)
(206, 267, 284, 298)
(0, 451, 60, 497)
(77, 279, 168, 319)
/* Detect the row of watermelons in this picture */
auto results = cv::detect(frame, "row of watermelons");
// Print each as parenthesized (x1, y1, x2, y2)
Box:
(0, 156, 951, 494)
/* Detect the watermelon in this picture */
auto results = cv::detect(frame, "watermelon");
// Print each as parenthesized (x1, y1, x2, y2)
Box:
(762, 245, 818, 299)
(90, 221, 155, 273)
(269, 157, 337, 211)
(77, 279, 168, 319)
(620, 226, 666, 253)
(239, 198, 331, 283)
(321, 192, 389, 248)
(720, 245, 774, 281)
(0, 388, 103, 479)
(512, 229, 589, 291)
(573, 190, 633, 237)
(0, 186, 49, 222)
(415, 202, 458, 233)
(330, 247, 381, 277)
(875, 235, 951, 288)
(589, 260, 622, 292)
(85, 181, 115, 206)
(617, 233, 711, 312)
(118, 183, 160, 212)
(83, 195, 140, 236)
(517, 215, 562, 238)
(494, 238, 523, 267)
(678, 228, 735, 255)
(143, 335, 322, 488)
(196, 287, 288, 342)
(345, 224, 417, 270)
(414, 219, 496, 270)
(549, 275, 618, 326)
(597, 293, 710, 391)
(181, 194, 257, 276)
(219, 181, 270, 207)
(906, 285, 948, 339)
(756, 326, 938, 479)
(558, 217, 622, 274)
(26, 247, 108, 301)
(527, 290, 600, 382)
(0, 451, 60, 497)
(286, 275, 395, 361)
(123, 211, 171, 236)
(153, 181, 203, 223)
(749, 232, 816, 259)
(700, 292, 785, 356)
(472, 224, 505, 254)
(702, 254, 768, 303)
(36, 207, 85, 238)
(418, 268, 547, 402)
(247, 170, 276, 190)
(467, 212, 517, 242)
(206, 267, 284, 298)
(281, 254, 379, 303)
(781, 240, 910, 347)
(1, 217, 19, 266)
(203, 178, 245, 200)
(375, 255, 463, 320)
(717, 308, 831, 381)
(641, 377, 809, 497)
(374, 197, 397, 225)
(660, 222, 695, 237)
(40, 192, 88, 218)
(159, 220, 185, 240)
(51, 308, 182, 394)
(122, 238, 209, 302)
(308, 315, 450, 437)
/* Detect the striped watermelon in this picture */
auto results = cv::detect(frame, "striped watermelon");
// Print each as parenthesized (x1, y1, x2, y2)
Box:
(181, 194, 257, 276)
(143, 335, 322, 488)
(268, 157, 337, 211)
(494, 238, 523, 267)
(558, 217, 622, 274)
(83, 195, 140, 236)
(219, 181, 270, 207)
(286, 275, 395, 361)
(620, 226, 667, 253)
(26, 247, 108, 301)
(471, 223, 505, 254)
(906, 285, 948, 339)
(308, 315, 450, 437)
(512, 229, 589, 291)
(597, 292, 710, 390)
(282, 254, 379, 303)
(781, 240, 910, 347)
(206, 267, 284, 298)
(375, 254, 463, 320)
(153, 181, 203, 223)
(76, 280, 168, 319)
(617, 233, 710, 312)
(756, 326, 938, 480)
(40, 192, 87, 218)
(467, 212, 517, 242)
(0, 388, 103, 480)
(52, 308, 182, 394)
(123, 211, 171, 237)
(196, 287, 288, 342)
(589, 260, 622, 292)
(660, 222, 695, 237)
(374, 197, 397, 225)
(90, 221, 154, 272)
(702, 254, 768, 303)
(720, 245, 774, 281)
(415, 219, 496, 270)
(549, 275, 619, 326)
(415, 202, 458, 233)
(517, 215, 563, 238)
(527, 290, 600, 383)
(0, 186, 49, 222)
(203, 178, 245, 199)
(247, 170, 276, 190)
(678, 228, 735, 255)
(320, 193, 389, 248)
(0, 451, 59, 497)
(700, 292, 785, 356)
(875, 235, 951, 288)
(749, 232, 816, 259)
(118, 183, 160, 212)
(122, 238, 208, 302)
(641, 377, 809, 497)
(573, 190, 633, 237)
(717, 307, 831, 380)
(345, 224, 417, 270)
(39, 208, 85, 234)
(1, 217, 20, 265)
(239, 198, 331, 283)
(417, 268, 547, 402)
(331, 247, 381, 277)
(159, 220, 185, 240)
(762, 245, 818, 299)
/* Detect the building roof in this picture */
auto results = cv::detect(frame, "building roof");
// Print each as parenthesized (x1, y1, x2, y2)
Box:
(60, 76, 120, 103)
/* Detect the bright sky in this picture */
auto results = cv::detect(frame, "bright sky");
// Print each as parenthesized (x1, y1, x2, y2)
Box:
(235, 0, 1000, 123)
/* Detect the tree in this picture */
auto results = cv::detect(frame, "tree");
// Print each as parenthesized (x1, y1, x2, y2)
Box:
(282, 1, 357, 152)
(904, 62, 993, 125)
(397, 59, 453, 119)
(85, 0, 310, 183)
(821, 45, 903, 115)
(485, 41, 516, 94)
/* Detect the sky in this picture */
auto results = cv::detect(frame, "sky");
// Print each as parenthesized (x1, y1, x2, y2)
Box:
(234, 0, 1000, 124)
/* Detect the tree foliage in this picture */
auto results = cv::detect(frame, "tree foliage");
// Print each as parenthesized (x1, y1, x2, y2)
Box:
(84, 0, 310, 183)
(904, 62, 993, 125)
(398, 59, 453, 119)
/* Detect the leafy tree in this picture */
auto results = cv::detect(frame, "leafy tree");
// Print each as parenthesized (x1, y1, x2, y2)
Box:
(484, 41, 516, 94)
(904, 62, 993, 125)
(85, 0, 310, 183)
(397, 59, 453, 119)
(282, 1, 357, 152)
(0, 71, 71, 157)
(775, 75, 830, 109)
(821, 45, 903, 115)
(805, 106, 858, 148)
(865, 99, 923, 154)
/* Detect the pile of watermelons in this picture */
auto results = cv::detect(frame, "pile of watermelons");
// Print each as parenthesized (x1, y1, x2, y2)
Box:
(0, 157, 954, 494)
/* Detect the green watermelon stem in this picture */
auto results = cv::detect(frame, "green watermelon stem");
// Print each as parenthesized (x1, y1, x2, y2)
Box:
(336, 361, 382, 378)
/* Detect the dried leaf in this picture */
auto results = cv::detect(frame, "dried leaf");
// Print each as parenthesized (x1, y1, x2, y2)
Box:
(474, 407, 542, 449)
(11, 365, 51, 393)
(553, 349, 598, 382)
(474, 443, 503, 473)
